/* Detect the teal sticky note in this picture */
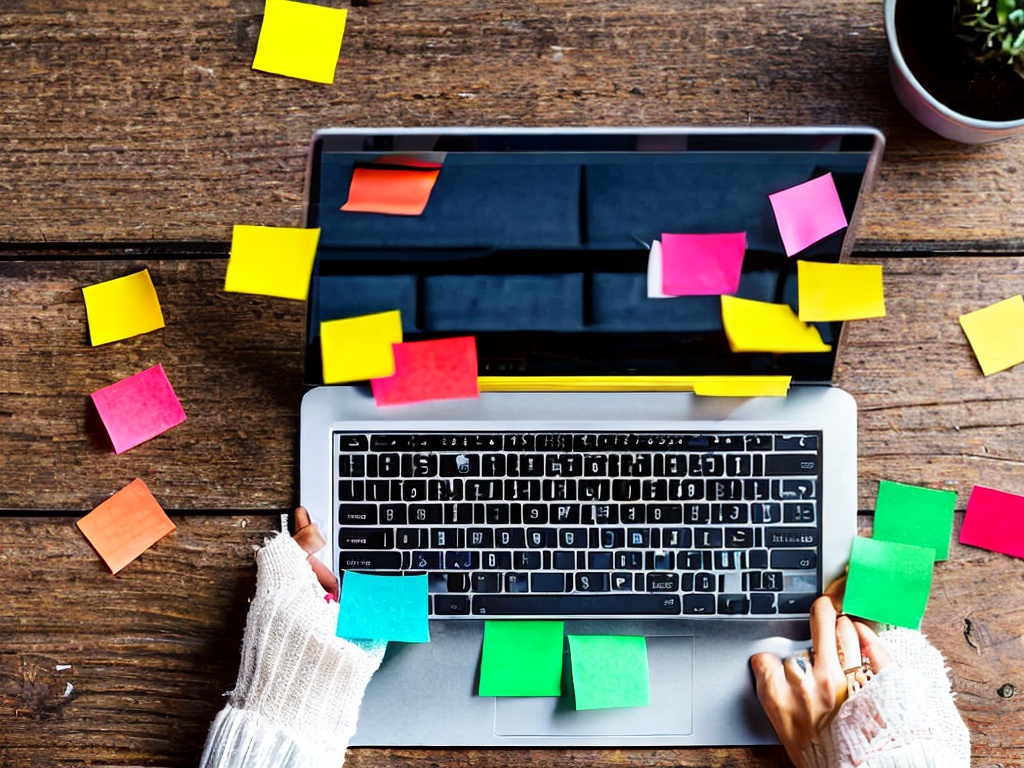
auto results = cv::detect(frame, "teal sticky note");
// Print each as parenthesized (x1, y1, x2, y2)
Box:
(479, 621, 564, 697)
(873, 479, 956, 561)
(337, 572, 429, 643)
(567, 634, 650, 710)
(843, 537, 935, 630)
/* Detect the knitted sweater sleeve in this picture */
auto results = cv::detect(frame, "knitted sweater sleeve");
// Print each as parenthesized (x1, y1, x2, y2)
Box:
(803, 628, 971, 768)
(199, 534, 385, 768)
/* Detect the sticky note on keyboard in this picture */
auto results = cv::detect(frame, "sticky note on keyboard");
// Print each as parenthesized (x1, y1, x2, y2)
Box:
(320, 310, 403, 384)
(720, 295, 831, 354)
(873, 479, 956, 561)
(958, 295, 1024, 376)
(76, 478, 176, 574)
(225, 225, 320, 301)
(91, 364, 186, 454)
(252, 0, 347, 84)
(659, 232, 746, 296)
(567, 634, 650, 710)
(337, 572, 429, 643)
(960, 485, 1024, 559)
(82, 269, 165, 346)
(842, 537, 935, 629)
(797, 261, 886, 321)
(371, 336, 479, 406)
(341, 164, 441, 216)
(479, 620, 564, 697)
(768, 173, 848, 257)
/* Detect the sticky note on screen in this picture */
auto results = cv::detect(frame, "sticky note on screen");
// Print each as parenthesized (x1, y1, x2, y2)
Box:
(720, 295, 831, 354)
(225, 225, 320, 301)
(659, 232, 746, 296)
(82, 269, 165, 346)
(768, 173, 848, 257)
(320, 310, 403, 384)
(873, 479, 956, 561)
(91, 364, 186, 454)
(76, 478, 176, 574)
(960, 485, 1024, 559)
(371, 336, 479, 406)
(252, 0, 347, 84)
(341, 161, 442, 216)
(479, 620, 564, 697)
(797, 261, 885, 321)
(567, 635, 650, 710)
(958, 295, 1024, 376)
(337, 572, 429, 643)
(842, 537, 935, 629)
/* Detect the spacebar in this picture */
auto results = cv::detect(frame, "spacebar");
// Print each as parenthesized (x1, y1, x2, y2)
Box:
(472, 594, 681, 616)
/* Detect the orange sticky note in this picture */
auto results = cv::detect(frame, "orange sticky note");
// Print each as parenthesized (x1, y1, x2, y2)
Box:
(252, 0, 347, 84)
(721, 295, 831, 354)
(371, 337, 479, 406)
(341, 166, 441, 216)
(82, 269, 165, 346)
(77, 479, 176, 574)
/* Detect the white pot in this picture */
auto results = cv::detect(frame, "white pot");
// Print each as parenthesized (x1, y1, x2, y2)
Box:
(884, 0, 1024, 143)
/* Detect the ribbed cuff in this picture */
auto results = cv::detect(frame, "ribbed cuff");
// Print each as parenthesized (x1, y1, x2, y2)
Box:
(200, 704, 348, 768)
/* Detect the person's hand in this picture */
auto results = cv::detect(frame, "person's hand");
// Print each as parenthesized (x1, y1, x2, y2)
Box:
(292, 505, 339, 598)
(749, 597, 894, 768)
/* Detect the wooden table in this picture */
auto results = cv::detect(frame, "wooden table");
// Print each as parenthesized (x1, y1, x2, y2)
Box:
(2, 2, 1023, 765)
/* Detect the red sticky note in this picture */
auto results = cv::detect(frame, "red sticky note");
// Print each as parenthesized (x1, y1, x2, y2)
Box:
(371, 337, 479, 406)
(77, 478, 176, 574)
(660, 232, 747, 296)
(91, 364, 186, 454)
(341, 160, 441, 216)
(960, 485, 1024, 559)
(768, 173, 848, 257)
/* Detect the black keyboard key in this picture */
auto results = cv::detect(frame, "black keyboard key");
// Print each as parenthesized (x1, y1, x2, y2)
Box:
(779, 593, 817, 614)
(547, 454, 583, 476)
(495, 528, 526, 548)
(340, 528, 392, 550)
(784, 503, 816, 523)
(747, 549, 769, 569)
(771, 549, 818, 569)
(505, 572, 530, 592)
(482, 454, 506, 476)
(765, 527, 819, 548)
(374, 453, 402, 477)
(443, 503, 475, 525)
(370, 434, 413, 451)
(514, 551, 541, 570)
(647, 572, 679, 592)
(558, 528, 588, 548)
(506, 479, 541, 501)
(430, 528, 464, 548)
(713, 503, 748, 524)
(725, 454, 753, 477)
(766, 454, 819, 476)
(466, 480, 503, 501)
(338, 481, 364, 501)
(612, 479, 642, 501)
(339, 434, 369, 452)
(646, 551, 674, 570)
(692, 454, 724, 477)
(579, 479, 611, 501)
(583, 454, 608, 475)
(340, 551, 402, 570)
(440, 453, 478, 477)
(648, 504, 683, 524)
(588, 552, 614, 569)
(614, 551, 644, 570)
(337, 454, 366, 477)
(585, 504, 617, 525)
(718, 594, 750, 615)
(408, 504, 443, 524)
(467, 528, 494, 548)
(380, 503, 407, 525)
(709, 479, 744, 500)
(473, 593, 680, 616)
(543, 479, 576, 501)
(662, 528, 691, 548)
(748, 570, 783, 591)
(668, 479, 705, 501)
(683, 503, 710, 524)
(553, 551, 580, 570)
(411, 551, 442, 570)
(774, 479, 816, 500)
(523, 503, 547, 523)
(429, 479, 463, 501)
(402, 453, 438, 477)
(693, 572, 716, 592)
(527, 528, 555, 548)
(444, 551, 478, 570)
(713, 550, 742, 569)
(750, 593, 776, 614)
(751, 502, 782, 524)
(693, 527, 723, 549)
(575, 572, 610, 592)
(472, 572, 502, 592)
(396, 528, 423, 549)
(683, 594, 716, 615)
(433, 594, 470, 615)
(725, 527, 755, 548)
(439, 572, 471, 592)
(600, 528, 625, 549)
(659, 454, 687, 476)
(483, 503, 515, 525)
(611, 572, 635, 591)
(518, 454, 545, 476)
(550, 504, 581, 524)
(338, 504, 376, 525)
(678, 551, 706, 570)
(776, 435, 818, 451)
(745, 435, 773, 451)
(504, 434, 535, 451)
(531, 573, 567, 592)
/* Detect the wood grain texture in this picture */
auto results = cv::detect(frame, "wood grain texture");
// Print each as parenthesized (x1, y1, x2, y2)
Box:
(0, 0, 1023, 251)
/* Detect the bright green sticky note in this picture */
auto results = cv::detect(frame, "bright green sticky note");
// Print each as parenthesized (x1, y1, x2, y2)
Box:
(873, 479, 956, 561)
(843, 537, 935, 630)
(478, 621, 564, 697)
(567, 635, 650, 710)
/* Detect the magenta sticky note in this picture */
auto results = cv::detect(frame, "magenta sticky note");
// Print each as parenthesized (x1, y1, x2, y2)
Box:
(960, 485, 1024, 559)
(768, 173, 848, 257)
(91, 364, 186, 454)
(371, 337, 479, 406)
(660, 232, 747, 296)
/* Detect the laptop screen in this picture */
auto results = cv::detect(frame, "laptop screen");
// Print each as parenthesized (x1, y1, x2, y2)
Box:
(303, 127, 884, 386)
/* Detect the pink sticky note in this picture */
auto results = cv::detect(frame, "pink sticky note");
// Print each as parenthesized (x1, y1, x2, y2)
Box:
(371, 337, 479, 406)
(660, 232, 747, 296)
(960, 485, 1024, 559)
(91, 364, 186, 454)
(768, 173, 848, 257)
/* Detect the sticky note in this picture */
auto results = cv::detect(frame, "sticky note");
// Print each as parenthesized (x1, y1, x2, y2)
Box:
(77, 479, 176, 574)
(959, 295, 1024, 376)
(659, 232, 746, 296)
(797, 261, 886, 321)
(252, 0, 347, 84)
(873, 480, 956, 561)
(320, 310, 403, 384)
(768, 173, 848, 257)
(960, 485, 1024, 559)
(646, 240, 670, 298)
(225, 225, 320, 301)
(720, 295, 832, 354)
(479, 621, 564, 697)
(91, 364, 186, 454)
(341, 165, 441, 216)
(842, 537, 935, 630)
(567, 635, 650, 710)
(691, 376, 792, 397)
(371, 336, 479, 406)
(337, 572, 429, 643)
(82, 269, 165, 346)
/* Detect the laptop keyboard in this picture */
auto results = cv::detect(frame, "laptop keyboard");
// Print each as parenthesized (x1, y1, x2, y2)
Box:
(335, 431, 822, 618)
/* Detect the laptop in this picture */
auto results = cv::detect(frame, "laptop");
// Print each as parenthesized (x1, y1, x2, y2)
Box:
(299, 126, 885, 747)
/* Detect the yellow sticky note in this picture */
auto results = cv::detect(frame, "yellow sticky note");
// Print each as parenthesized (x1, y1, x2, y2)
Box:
(82, 269, 165, 346)
(797, 261, 886, 321)
(225, 225, 320, 301)
(252, 0, 347, 84)
(691, 376, 792, 397)
(321, 310, 403, 384)
(721, 295, 832, 354)
(959, 295, 1024, 376)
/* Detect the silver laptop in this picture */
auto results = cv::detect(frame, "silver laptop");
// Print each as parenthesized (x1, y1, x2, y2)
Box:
(299, 127, 884, 747)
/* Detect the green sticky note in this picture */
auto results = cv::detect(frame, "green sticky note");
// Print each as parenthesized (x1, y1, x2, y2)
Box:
(478, 621, 564, 697)
(567, 635, 650, 710)
(873, 479, 956, 561)
(843, 537, 935, 630)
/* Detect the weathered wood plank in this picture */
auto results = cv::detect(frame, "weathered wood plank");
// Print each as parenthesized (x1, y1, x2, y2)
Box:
(0, 0, 1022, 251)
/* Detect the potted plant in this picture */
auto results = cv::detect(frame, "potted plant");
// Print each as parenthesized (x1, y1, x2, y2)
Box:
(885, 0, 1024, 142)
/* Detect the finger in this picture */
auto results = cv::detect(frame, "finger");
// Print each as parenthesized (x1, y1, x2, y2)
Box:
(808, 596, 842, 677)
(835, 614, 861, 673)
(308, 554, 340, 599)
(293, 505, 311, 531)
(292, 507, 328, 556)
(749, 652, 785, 701)
(854, 621, 894, 673)
(823, 575, 847, 614)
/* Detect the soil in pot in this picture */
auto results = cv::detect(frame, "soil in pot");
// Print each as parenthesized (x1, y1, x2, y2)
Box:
(895, 0, 1024, 121)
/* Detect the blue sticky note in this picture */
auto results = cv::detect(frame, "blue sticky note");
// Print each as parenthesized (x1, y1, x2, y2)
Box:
(337, 572, 430, 643)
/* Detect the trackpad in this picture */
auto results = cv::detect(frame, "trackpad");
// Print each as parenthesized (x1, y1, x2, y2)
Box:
(494, 635, 694, 737)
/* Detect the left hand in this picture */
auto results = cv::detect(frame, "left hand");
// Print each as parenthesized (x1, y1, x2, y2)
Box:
(292, 505, 339, 599)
